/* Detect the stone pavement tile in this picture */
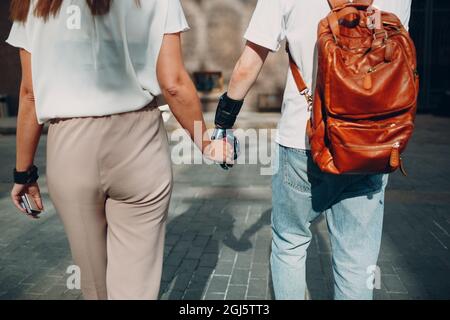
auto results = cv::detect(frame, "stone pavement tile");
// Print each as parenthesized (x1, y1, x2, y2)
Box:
(194, 267, 215, 280)
(250, 263, 270, 280)
(166, 234, 180, 246)
(173, 273, 194, 292)
(180, 233, 196, 242)
(179, 259, 200, 272)
(186, 247, 204, 260)
(395, 269, 428, 287)
(219, 247, 237, 262)
(43, 285, 81, 300)
(245, 296, 266, 300)
(161, 265, 177, 282)
(24, 275, 61, 295)
(168, 223, 188, 235)
(307, 239, 320, 258)
(425, 286, 450, 300)
(214, 261, 234, 276)
(374, 288, 391, 300)
(204, 293, 225, 300)
(0, 273, 28, 293)
(403, 283, 430, 300)
(266, 281, 275, 300)
(204, 239, 221, 254)
(235, 253, 252, 269)
(199, 253, 218, 268)
(197, 226, 216, 236)
(230, 269, 250, 286)
(389, 293, 413, 300)
(14, 293, 43, 300)
(306, 277, 329, 294)
(164, 246, 172, 258)
(378, 260, 398, 275)
(319, 254, 333, 278)
(316, 231, 332, 254)
(206, 275, 230, 294)
(309, 289, 333, 300)
(165, 290, 184, 300)
(160, 281, 170, 294)
(212, 231, 228, 242)
(252, 249, 270, 264)
(0, 283, 32, 300)
(183, 289, 204, 300)
(193, 235, 210, 248)
(247, 279, 267, 299)
(16, 266, 52, 286)
(306, 257, 326, 280)
(165, 251, 187, 267)
(226, 285, 247, 300)
(173, 240, 193, 253)
(187, 274, 210, 292)
(382, 274, 408, 294)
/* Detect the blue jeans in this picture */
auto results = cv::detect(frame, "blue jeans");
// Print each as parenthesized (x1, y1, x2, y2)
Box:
(271, 144, 388, 300)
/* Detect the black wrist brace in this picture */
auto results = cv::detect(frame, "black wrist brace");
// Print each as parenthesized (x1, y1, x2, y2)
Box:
(215, 93, 244, 129)
(14, 165, 39, 185)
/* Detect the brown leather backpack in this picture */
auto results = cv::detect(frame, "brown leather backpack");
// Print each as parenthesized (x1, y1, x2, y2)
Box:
(289, 0, 419, 175)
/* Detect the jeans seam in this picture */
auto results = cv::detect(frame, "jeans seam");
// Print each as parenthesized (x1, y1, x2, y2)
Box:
(283, 148, 312, 195)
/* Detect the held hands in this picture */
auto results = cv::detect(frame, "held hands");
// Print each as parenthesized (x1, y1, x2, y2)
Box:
(210, 128, 240, 170)
(203, 135, 238, 169)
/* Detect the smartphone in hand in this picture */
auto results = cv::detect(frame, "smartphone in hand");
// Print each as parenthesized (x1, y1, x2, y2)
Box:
(20, 194, 42, 218)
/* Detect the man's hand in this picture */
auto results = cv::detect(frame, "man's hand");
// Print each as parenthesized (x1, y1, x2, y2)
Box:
(211, 128, 240, 170)
(11, 183, 44, 219)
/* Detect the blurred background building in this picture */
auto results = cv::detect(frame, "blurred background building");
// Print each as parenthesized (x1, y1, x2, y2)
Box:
(0, 0, 449, 117)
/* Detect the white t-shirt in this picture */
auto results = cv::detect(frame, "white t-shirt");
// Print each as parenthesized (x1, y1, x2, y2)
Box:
(244, 0, 412, 150)
(6, 0, 189, 124)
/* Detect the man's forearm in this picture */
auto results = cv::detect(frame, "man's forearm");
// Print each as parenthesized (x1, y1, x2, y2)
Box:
(16, 93, 43, 172)
(227, 41, 269, 101)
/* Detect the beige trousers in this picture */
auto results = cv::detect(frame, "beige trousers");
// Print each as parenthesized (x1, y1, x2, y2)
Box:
(46, 106, 173, 300)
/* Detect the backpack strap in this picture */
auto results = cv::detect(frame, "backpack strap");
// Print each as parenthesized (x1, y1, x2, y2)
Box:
(286, 44, 313, 109)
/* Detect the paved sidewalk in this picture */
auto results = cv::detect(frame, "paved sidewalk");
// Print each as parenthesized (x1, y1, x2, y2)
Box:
(0, 114, 449, 300)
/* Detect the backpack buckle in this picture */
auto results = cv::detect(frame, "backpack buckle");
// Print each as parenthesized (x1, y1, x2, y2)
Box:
(301, 89, 314, 111)
(373, 30, 388, 41)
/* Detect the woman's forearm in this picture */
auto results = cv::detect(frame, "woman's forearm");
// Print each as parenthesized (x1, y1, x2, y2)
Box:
(16, 90, 43, 171)
(157, 33, 210, 153)
(161, 70, 210, 152)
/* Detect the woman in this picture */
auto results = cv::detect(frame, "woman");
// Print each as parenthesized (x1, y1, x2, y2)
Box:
(8, 0, 231, 300)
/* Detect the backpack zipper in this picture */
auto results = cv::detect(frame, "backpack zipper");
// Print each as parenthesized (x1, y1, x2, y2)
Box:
(337, 142, 401, 150)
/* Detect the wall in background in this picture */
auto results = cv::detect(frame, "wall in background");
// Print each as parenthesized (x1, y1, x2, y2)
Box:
(410, 0, 450, 113)
(0, 0, 20, 116)
(0, 0, 447, 116)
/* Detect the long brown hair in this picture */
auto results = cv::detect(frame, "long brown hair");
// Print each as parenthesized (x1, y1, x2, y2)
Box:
(10, 0, 137, 22)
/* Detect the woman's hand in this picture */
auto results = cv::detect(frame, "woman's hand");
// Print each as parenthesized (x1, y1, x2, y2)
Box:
(203, 139, 235, 165)
(11, 183, 44, 219)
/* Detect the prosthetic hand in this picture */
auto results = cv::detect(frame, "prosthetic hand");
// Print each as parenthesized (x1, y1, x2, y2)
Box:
(212, 93, 243, 170)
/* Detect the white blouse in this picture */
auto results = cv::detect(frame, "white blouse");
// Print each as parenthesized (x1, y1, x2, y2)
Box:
(6, 0, 189, 124)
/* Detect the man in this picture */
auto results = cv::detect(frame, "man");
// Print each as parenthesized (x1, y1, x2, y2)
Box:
(213, 0, 412, 300)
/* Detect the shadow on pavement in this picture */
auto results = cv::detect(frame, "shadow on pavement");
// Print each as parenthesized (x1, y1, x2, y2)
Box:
(160, 201, 273, 300)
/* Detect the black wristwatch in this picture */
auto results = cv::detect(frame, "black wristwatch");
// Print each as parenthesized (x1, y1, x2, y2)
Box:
(13, 165, 39, 185)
